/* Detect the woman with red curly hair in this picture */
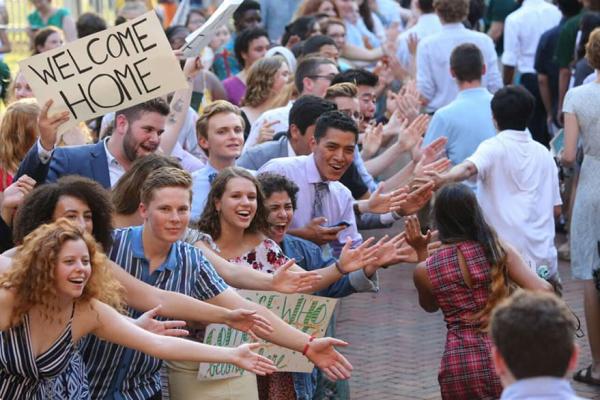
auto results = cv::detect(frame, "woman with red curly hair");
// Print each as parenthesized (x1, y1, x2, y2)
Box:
(0, 219, 276, 399)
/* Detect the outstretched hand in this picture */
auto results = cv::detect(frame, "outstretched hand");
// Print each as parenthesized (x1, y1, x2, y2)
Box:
(338, 237, 379, 274)
(395, 181, 434, 216)
(361, 123, 384, 160)
(1, 175, 36, 225)
(366, 183, 407, 214)
(272, 258, 322, 293)
(135, 305, 189, 337)
(305, 337, 353, 381)
(404, 215, 431, 262)
(231, 343, 278, 376)
(396, 113, 430, 154)
(225, 309, 274, 337)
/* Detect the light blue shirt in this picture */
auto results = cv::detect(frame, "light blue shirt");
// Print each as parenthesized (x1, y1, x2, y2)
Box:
(190, 162, 218, 222)
(354, 146, 378, 192)
(500, 377, 587, 399)
(423, 87, 496, 171)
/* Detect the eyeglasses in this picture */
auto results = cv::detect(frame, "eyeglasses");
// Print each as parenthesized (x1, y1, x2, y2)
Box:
(340, 109, 363, 122)
(308, 74, 336, 82)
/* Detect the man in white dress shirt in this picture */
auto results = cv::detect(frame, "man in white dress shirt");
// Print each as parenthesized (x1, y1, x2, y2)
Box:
(502, 0, 562, 146)
(259, 110, 362, 257)
(426, 86, 562, 284)
(396, 0, 442, 72)
(416, 0, 502, 113)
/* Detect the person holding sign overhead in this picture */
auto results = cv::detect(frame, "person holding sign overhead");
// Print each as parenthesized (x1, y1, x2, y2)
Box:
(15, 39, 203, 188)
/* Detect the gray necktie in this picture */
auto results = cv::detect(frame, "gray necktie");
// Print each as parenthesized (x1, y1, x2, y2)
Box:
(312, 182, 330, 219)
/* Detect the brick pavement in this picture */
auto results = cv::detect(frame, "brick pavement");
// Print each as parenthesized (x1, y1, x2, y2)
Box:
(336, 253, 600, 399)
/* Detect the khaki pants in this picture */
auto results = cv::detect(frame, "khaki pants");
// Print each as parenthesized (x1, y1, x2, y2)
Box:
(166, 360, 259, 400)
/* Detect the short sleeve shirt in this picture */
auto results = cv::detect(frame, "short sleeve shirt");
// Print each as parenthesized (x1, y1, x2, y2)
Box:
(467, 130, 562, 275)
(81, 226, 228, 400)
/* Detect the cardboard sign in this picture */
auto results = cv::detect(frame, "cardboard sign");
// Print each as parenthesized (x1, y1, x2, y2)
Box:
(198, 290, 338, 380)
(181, 0, 243, 58)
(19, 11, 187, 134)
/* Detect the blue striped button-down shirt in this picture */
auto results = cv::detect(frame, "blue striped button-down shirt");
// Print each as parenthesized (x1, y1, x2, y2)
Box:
(81, 226, 228, 400)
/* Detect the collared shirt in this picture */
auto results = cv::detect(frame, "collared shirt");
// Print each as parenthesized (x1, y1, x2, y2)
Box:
(190, 162, 219, 222)
(396, 13, 442, 68)
(103, 138, 126, 188)
(81, 226, 228, 400)
(259, 154, 362, 256)
(416, 23, 502, 112)
(423, 87, 496, 190)
(244, 101, 294, 152)
(467, 129, 562, 276)
(500, 377, 586, 399)
(502, 0, 562, 74)
(287, 140, 296, 157)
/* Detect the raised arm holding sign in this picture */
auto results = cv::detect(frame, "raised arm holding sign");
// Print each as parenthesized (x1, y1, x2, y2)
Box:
(180, 0, 243, 58)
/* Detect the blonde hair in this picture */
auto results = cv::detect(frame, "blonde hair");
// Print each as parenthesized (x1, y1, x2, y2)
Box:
(586, 27, 600, 70)
(0, 219, 124, 326)
(325, 82, 358, 100)
(140, 167, 193, 206)
(242, 57, 287, 108)
(196, 100, 244, 140)
(0, 98, 40, 176)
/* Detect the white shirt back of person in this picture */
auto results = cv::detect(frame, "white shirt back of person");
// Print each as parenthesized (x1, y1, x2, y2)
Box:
(416, 23, 502, 112)
(467, 129, 562, 276)
(502, 0, 562, 74)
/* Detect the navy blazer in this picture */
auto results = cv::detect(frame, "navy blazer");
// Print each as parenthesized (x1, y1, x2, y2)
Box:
(15, 141, 111, 189)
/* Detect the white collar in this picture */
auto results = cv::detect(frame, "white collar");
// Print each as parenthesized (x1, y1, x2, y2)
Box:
(103, 137, 119, 166)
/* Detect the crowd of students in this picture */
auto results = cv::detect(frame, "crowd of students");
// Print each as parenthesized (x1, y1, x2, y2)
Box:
(0, 0, 599, 399)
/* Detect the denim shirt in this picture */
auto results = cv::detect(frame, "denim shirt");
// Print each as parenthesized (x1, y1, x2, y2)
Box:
(280, 234, 379, 399)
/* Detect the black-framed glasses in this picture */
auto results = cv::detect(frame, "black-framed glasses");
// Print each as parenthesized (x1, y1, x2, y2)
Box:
(308, 74, 336, 82)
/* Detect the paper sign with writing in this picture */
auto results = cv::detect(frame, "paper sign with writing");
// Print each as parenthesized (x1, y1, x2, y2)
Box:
(19, 11, 187, 134)
(181, 0, 243, 58)
(198, 290, 338, 380)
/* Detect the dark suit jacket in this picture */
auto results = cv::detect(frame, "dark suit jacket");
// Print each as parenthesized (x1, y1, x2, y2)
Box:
(15, 141, 111, 189)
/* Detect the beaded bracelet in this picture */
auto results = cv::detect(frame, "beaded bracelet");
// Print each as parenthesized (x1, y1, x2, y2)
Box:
(302, 335, 316, 356)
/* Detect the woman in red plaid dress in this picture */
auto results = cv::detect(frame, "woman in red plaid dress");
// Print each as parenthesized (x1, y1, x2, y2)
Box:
(407, 183, 552, 400)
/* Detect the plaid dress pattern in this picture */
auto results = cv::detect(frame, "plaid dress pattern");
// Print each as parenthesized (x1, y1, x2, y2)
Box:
(426, 241, 502, 400)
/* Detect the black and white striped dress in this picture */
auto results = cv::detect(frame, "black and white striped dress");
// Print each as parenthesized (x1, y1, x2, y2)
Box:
(0, 307, 90, 399)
